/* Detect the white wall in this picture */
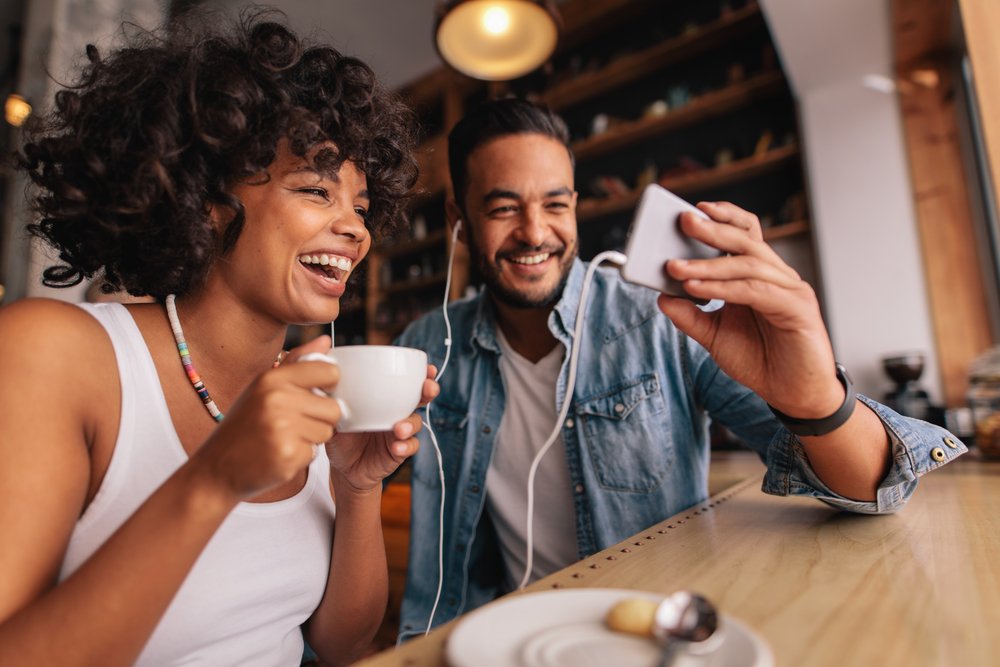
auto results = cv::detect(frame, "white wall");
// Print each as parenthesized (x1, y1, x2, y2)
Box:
(761, 0, 941, 401)
(207, 0, 443, 89)
(2, 0, 163, 303)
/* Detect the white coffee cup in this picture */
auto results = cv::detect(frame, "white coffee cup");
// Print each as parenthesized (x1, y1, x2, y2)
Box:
(300, 346, 427, 433)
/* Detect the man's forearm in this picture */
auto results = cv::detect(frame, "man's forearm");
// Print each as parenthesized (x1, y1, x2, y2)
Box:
(799, 402, 892, 501)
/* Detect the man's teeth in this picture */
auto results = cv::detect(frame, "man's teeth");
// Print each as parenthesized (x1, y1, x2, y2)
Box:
(298, 254, 353, 271)
(509, 253, 550, 266)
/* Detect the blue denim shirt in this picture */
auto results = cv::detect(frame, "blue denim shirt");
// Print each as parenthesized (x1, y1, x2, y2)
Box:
(394, 259, 966, 641)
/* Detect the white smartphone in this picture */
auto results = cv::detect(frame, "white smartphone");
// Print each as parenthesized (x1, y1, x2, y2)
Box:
(620, 184, 724, 303)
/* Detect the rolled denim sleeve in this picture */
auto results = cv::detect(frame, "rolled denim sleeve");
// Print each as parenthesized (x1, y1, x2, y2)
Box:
(761, 395, 968, 513)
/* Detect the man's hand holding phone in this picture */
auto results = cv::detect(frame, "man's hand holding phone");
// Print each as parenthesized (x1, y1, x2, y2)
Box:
(621, 185, 844, 423)
(621, 185, 724, 305)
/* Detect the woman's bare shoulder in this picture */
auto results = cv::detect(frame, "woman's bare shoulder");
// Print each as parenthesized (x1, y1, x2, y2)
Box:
(0, 298, 111, 355)
(0, 298, 120, 400)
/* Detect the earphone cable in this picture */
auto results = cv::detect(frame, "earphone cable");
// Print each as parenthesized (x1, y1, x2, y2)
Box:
(517, 250, 626, 590)
(419, 220, 463, 637)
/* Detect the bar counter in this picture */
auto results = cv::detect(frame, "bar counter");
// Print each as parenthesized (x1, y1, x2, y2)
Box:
(357, 451, 999, 667)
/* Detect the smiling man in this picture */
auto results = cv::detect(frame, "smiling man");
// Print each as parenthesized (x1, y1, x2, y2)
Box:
(394, 98, 966, 642)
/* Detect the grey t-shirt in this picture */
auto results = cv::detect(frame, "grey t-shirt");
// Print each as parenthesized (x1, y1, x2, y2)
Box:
(485, 329, 579, 589)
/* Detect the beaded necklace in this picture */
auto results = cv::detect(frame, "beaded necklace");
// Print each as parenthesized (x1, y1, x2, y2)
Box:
(165, 294, 285, 423)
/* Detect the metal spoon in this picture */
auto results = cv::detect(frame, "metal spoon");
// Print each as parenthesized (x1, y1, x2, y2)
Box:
(651, 591, 720, 667)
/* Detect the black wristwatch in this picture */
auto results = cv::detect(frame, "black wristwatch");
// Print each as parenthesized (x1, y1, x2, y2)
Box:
(768, 363, 856, 437)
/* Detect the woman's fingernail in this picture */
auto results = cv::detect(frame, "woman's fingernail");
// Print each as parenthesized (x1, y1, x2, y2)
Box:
(394, 443, 409, 456)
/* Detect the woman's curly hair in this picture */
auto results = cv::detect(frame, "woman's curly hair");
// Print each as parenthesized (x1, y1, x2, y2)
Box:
(17, 9, 419, 300)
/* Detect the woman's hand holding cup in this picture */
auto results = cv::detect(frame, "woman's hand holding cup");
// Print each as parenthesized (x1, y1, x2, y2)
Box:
(190, 336, 342, 503)
(299, 345, 439, 493)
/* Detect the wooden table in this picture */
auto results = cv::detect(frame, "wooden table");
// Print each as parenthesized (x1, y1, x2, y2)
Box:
(357, 452, 1000, 667)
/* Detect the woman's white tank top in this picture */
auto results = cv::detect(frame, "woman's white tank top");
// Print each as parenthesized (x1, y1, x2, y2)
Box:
(61, 302, 337, 666)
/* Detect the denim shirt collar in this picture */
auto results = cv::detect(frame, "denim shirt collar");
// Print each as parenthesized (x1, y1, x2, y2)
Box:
(469, 292, 501, 355)
(551, 258, 587, 341)
(468, 257, 587, 354)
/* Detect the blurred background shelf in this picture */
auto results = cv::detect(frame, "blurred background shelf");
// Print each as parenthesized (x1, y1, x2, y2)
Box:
(378, 229, 449, 260)
(577, 145, 802, 222)
(368, 0, 817, 349)
(382, 272, 448, 296)
(540, 3, 765, 111)
(572, 71, 787, 162)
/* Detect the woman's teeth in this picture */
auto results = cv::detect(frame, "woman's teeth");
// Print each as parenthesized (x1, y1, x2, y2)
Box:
(509, 253, 550, 265)
(298, 254, 352, 281)
(298, 254, 352, 271)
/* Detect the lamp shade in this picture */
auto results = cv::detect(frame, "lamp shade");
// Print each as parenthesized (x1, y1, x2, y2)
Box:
(435, 0, 561, 81)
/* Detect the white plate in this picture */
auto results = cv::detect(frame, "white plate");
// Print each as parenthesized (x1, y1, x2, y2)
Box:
(445, 588, 774, 667)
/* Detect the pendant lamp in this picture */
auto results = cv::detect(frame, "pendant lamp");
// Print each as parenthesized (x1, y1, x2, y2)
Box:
(434, 0, 562, 81)
(4, 94, 31, 127)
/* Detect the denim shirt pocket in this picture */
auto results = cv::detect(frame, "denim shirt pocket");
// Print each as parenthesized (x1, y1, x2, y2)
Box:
(413, 399, 469, 487)
(577, 374, 672, 492)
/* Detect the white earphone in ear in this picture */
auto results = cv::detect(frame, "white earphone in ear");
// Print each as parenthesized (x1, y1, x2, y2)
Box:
(454, 218, 463, 231)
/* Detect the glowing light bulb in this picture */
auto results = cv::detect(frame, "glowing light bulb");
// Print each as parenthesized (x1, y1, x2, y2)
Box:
(5, 94, 31, 127)
(482, 6, 511, 35)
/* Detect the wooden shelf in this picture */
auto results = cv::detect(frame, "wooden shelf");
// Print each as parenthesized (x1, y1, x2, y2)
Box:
(398, 68, 477, 112)
(382, 271, 447, 296)
(763, 220, 810, 241)
(577, 144, 801, 222)
(666, 144, 800, 194)
(573, 71, 786, 161)
(338, 301, 365, 315)
(377, 229, 448, 260)
(370, 321, 409, 341)
(542, 3, 765, 111)
(538, 0, 670, 55)
(413, 134, 449, 197)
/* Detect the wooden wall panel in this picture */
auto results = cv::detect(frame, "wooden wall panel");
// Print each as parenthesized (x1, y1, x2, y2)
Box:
(957, 0, 1000, 219)
(894, 0, 994, 406)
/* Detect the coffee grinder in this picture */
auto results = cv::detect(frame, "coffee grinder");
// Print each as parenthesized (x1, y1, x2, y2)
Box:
(882, 352, 932, 420)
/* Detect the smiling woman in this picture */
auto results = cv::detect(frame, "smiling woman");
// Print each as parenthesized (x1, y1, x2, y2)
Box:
(0, 8, 439, 667)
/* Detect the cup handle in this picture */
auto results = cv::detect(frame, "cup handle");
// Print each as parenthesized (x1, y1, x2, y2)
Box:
(299, 352, 336, 399)
(335, 397, 351, 424)
(299, 351, 334, 364)
(298, 352, 350, 423)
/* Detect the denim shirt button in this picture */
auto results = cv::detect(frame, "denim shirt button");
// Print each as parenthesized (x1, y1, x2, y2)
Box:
(943, 437, 959, 449)
(565, 418, 575, 429)
(448, 597, 457, 607)
(930, 447, 946, 462)
(470, 484, 480, 494)
(614, 403, 625, 414)
(483, 425, 492, 434)
(575, 483, 585, 494)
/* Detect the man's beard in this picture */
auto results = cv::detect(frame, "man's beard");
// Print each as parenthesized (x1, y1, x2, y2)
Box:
(469, 237, 578, 310)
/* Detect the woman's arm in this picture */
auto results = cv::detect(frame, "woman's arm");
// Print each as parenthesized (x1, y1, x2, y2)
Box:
(305, 475, 389, 665)
(0, 300, 241, 665)
(305, 370, 436, 665)
(0, 300, 339, 665)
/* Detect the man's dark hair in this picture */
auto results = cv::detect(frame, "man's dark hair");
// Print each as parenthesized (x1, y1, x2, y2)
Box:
(17, 8, 418, 300)
(447, 97, 573, 210)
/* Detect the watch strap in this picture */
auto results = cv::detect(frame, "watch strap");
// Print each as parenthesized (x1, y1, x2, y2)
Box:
(769, 363, 856, 437)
